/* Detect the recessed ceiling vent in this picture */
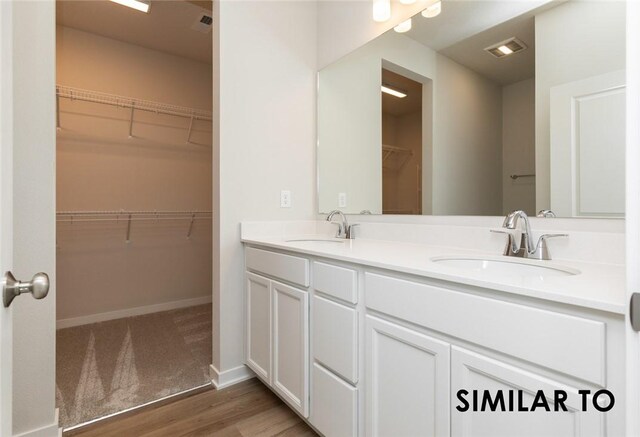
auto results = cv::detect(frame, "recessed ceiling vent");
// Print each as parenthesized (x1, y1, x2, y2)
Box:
(484, 37, 527, 58)
(191, 13, 213, 33)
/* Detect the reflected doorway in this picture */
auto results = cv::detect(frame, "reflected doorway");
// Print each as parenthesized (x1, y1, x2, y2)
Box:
(382, 69, 424, 214)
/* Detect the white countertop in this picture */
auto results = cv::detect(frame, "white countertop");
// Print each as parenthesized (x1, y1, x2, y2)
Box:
(242, 234, 626, 315)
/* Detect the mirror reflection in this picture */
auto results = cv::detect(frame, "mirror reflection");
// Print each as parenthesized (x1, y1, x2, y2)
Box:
(317, 0, 626, 217)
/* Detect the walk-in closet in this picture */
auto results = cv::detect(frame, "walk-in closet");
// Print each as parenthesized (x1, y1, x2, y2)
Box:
(54, 0, 214, 429)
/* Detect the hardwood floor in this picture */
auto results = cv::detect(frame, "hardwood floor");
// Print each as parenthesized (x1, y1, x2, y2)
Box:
(65, 378, 318, 437)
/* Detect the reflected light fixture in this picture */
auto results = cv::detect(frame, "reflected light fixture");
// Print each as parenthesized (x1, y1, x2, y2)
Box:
(394, 18, 412, 33)
(373, 0, 391, 22)
(381, 84, 407, 98)
(422, 0, 441, 18)
(109, 0, 151, 13)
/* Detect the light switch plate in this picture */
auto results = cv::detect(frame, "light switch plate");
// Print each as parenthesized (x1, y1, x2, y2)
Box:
(338, 192, 347, 208)
(280, 190, 292, 208)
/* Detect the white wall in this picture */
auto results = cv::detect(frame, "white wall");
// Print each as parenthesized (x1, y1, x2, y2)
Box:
(318, 41, 383, 214)
(56, 26, 213, 324)
(502, 78, 535, 215)
(535, 0, 626, 211)
(213, 0, 317, 380)
(318, 30, 503, 216)
(432, 54, 502, 215)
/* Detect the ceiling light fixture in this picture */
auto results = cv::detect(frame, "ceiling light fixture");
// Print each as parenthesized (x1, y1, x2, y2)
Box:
(498, 45, 513, 55)
(381, 84, 407, 98)
(400, 0, 416, 4)
(373, 0, 391, 22)
(422, 0, 441, 18)
(484, 37, 528, 58)
(109, 0, 151, 13)
(394, 18, 412, 33)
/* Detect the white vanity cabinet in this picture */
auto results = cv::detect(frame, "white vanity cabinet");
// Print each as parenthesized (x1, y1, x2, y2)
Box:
(245, 248, 310, 417)
(244, 244, 625, 437)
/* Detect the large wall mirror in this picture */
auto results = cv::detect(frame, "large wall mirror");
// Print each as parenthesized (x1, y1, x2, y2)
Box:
(317, 0, 626, 218)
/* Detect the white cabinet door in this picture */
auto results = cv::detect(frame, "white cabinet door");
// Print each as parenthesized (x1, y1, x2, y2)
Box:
(366, 315, 450, 437)
(311, 362, 358, 437)
(272, 280, 309, 417)
(246, 272, 272, 382)
(451, 347, 603, 437)
(313, 294, 358, 383)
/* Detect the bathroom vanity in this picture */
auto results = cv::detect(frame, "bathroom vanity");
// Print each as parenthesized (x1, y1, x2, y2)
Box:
(241, 221, 626, 437)
(240, 2, 629, 434)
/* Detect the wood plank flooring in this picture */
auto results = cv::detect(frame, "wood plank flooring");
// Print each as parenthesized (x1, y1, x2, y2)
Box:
(65, 378, 318, 437)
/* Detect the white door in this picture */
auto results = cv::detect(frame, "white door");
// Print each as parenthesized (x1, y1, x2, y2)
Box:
(0, 3, 14, 434)
(272, 280, 309, 417)
(245, 272, 272, 382)
(550, 70, 626, 217)
(450, 347, 602, 437)
(365, 315, 450, 437)
(626, 2, 640, 436)
(0, 1, 57, 436)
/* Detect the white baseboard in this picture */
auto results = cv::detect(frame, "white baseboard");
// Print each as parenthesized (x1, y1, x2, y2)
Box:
(210, 364, 255, 389)
(56, 296, 212, 329)
(13, 409, 61, 437)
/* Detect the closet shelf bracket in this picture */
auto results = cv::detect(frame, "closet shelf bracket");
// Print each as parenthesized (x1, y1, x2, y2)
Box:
(125, 214, 133, 243)
(128, 104, 135, 138)
(186, 115, 194, 144)
(56, 94, 61, 129)
(187, 213, 196, 238)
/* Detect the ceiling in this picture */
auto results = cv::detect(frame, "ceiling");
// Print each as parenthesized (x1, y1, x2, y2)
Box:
(382, 69, 423, 116)
(439, 14, 536, 86)
(404, 0, 555, 52)
(56, 0, 213, 64)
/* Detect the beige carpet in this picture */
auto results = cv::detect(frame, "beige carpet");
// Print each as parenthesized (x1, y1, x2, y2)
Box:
(56, 304, 212, 429)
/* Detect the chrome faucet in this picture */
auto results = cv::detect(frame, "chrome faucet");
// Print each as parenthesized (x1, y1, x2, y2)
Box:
(492, 210, 567, 260)
(537, 209, 557, 218)
(326, 210, 359, 239)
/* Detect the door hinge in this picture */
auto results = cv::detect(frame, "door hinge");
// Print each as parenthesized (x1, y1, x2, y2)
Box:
(631, 293, 640, 332)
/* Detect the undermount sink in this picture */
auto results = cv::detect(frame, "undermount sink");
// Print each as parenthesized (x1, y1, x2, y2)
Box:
(431, 256, 580, 277)
(285, 238, 346, 245)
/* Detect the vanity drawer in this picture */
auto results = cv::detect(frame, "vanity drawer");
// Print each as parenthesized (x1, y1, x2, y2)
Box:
(311, 362, 358, 437)
(313, 261, 358, 304)
(365, 273, 606, 386)
(312, 295, 358, 383)
(245, 247, 309, 288)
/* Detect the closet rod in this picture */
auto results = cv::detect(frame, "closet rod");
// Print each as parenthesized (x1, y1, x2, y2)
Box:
(57, 210, 212, 216)
(56, 217, 211, 223)
(56, 211, 212, 241)
(56, 85, 213, 121)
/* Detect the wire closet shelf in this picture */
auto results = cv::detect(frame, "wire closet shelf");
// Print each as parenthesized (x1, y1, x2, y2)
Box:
(56, 210, 212, 242)
(55, 85, 213, 141)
